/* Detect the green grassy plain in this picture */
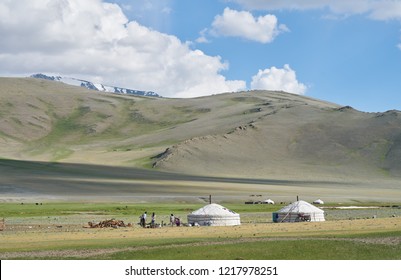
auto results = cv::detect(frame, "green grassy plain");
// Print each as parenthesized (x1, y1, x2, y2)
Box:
(1, 202, 400, 260)
(98, 238, 401, 260)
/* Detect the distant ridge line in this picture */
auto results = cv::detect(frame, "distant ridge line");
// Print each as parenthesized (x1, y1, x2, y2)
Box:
(30, 73, 161, 98)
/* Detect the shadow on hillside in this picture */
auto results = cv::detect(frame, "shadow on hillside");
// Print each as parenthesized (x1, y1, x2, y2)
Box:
(0, 158, 347, 198)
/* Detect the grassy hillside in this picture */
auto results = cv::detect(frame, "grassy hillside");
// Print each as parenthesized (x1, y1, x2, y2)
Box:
(1, 78, 298, 166)
(150, 95, 401, 183)
(1, 78, 401, 201)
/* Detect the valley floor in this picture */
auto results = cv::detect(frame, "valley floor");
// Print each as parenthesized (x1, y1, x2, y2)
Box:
(1, 208, 401, 260)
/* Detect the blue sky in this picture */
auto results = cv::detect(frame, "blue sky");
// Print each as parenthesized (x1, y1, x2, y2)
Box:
(1, 0, 401, 112)
(116, 0, 401, 112)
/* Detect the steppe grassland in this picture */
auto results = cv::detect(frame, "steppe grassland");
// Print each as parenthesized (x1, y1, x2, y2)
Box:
(1, 202, 401, 259)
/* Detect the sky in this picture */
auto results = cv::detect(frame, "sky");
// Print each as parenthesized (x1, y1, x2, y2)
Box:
(1, 0, 401, 112)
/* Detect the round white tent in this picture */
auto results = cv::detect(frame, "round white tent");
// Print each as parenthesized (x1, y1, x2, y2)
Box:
(313, 199, 324, 205)
(187, 203, 241, 226)
(273, 200, 325, 222)
(263, 199, 275, 204)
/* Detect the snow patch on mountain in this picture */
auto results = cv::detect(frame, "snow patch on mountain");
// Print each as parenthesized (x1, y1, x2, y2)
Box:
(30, 73, 160, 97)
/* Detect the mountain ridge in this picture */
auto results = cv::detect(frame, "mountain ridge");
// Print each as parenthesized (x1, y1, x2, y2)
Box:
(1, 77, 401, 186)
(30, 73, 160, 97)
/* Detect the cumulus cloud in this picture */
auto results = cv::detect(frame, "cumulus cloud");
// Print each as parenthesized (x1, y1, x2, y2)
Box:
(231, 0, 401, 21)
(250, 64, 307, 95)
(232, 0, 401, 50)
(209, 8, 288, 43)
(0, 0, 246, 97)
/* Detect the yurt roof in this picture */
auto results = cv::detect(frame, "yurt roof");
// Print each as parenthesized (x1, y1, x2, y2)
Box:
(277, 200, 324, 213)
(264, 199, 274, 202)
(189, 203, 239, 216)
(313, 199, 324, 204)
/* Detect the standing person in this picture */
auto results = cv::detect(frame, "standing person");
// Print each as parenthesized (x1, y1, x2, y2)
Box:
(143, 211, 147, 227)
(140, 211, 147, 228)
(170, 214, 175, 226)
(139, 214, 143, 227)
(151, 212, 156, 228)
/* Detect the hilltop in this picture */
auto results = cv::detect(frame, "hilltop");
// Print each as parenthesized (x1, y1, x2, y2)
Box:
(1, 77, 401, 200)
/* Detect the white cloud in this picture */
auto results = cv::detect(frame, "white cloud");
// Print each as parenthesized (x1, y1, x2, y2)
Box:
(196, 28, 211, 44)
(368, 1, 401, 21)
(0, 0, 246, 97)
(232, 0, 401, 51)
(231, 0, 401, 21)
(210, 8, 288, 43)
(251, 64, 307, 95)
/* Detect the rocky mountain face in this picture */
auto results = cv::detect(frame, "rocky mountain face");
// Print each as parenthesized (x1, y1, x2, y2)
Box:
(30, 73, 160, 97)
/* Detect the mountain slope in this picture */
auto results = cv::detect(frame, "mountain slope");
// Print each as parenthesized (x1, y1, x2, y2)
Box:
(1, 77, 401, 185)
(153, 105, 401, 181)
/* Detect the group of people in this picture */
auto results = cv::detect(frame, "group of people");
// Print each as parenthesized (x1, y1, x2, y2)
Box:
(139, 212, 181, 228)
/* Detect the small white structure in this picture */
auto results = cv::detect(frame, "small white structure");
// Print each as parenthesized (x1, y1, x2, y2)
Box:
(187, 203, 241, 226)
(263, 199, 275, 204)
(313, 199, 324, 205)
(273, 200, 325, 222)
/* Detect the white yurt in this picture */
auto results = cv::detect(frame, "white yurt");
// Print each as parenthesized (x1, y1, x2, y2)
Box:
(187, 203, 241, 226)
(263, 199, 275, 204)
(273, 200, 325, 222)
(313, 199, 324, 205)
